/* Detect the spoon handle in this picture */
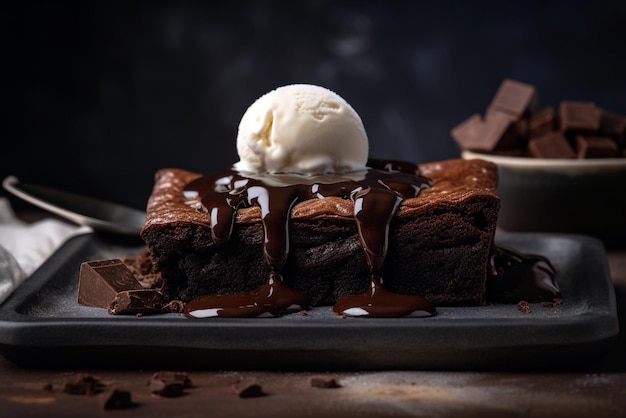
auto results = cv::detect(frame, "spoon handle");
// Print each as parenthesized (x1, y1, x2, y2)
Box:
(2, 176, 145, 235)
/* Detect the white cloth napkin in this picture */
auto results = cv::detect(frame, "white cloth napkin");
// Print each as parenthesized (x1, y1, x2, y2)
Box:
(0, 197, 92, 305)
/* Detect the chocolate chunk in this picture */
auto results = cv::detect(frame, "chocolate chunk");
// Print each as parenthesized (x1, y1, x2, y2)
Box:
(63, 374, 103, 396)
(149, 371, 192, 397)
(232, 378, 265, 398)
(486, 78, 538, 118)
(108, 289, 164, 315)
(575, 135, 620, 158)
(78, 259, 143, 308)
(451, 113, 484, 151)
(559, 101, 600, 133)
(599, 109, 626, 140)
(102, 389, 135, 410)
(528, 132, 576, 158)
(309, 376, 342, 388)
(528, 107, 555, 139)
(453, 112, 519, 153)
(478, 112, 520, 152)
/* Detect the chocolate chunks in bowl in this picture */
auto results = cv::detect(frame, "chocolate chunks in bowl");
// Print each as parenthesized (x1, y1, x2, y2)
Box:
(451, 78, 626, 158)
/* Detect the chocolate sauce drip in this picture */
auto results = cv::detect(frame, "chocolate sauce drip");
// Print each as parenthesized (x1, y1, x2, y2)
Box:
(183, 159, 434, 318)
(332, 275, 435, 318)
(184, 272, 308, 318)
(486, 245, 561, 303)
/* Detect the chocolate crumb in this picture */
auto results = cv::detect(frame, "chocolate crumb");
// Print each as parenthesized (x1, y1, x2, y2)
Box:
(63, 374, 103, 396)
(232, 378, 265, 398)
(542, 298, 564, 308)
(162, 300, 185, 313)
(108, 289, 164, 315)
(102, 389, 135, 410)
(309, 376, 342, 388)
(517, 301, 532, 314)
(149, 371, 192, 397)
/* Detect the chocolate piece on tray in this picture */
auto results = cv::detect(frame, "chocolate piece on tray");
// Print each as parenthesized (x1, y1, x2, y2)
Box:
(486, 78, 538, 118)
(528, 132, 576, 158)
(108, 289, 164, 315)
(575, 135, 620, 159)
(559, 101, 600, 133)
(78, 259, 143, 308)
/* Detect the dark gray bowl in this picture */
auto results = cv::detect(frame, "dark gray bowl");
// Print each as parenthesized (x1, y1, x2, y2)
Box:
(462, 151, 626, 246)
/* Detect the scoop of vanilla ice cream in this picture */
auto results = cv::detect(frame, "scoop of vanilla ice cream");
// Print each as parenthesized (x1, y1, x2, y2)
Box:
(234, 84, 369, 175)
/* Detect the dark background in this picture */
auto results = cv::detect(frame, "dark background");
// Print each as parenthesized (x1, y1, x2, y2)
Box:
(3, 0, 626, 211)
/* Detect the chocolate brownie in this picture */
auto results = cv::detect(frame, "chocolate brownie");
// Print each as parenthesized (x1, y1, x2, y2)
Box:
(140, 158, 500, 309)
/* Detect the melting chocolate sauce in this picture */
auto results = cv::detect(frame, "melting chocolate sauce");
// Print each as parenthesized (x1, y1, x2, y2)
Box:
(183, 159, 434, 318)
(486, 245, 561, 303)
(181, 158, 560, 319)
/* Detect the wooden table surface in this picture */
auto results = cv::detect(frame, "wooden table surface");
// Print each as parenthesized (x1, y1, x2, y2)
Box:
(1, 223, 624, 417)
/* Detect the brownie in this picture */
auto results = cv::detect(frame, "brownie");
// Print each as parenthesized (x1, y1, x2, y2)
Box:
(140, 158, 500, 307)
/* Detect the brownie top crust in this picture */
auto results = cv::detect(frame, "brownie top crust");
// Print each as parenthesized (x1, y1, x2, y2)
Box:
(141, 158, 498, 232)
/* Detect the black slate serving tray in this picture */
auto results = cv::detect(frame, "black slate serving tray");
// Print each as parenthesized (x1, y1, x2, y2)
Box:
(0, 232, 618, 371)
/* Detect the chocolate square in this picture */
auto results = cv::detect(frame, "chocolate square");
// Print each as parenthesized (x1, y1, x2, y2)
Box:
(528, 132, 576, 159)
(477, 112, 520, 152)
(559, 101, 600, 133)
(599, 109, 626, 140)
(575, 135, 620, 158)
(451, 113, 484, 150)
(78, 259, 143, 308)
(487, 79, 538, 118)
(528, 107, 555, 139)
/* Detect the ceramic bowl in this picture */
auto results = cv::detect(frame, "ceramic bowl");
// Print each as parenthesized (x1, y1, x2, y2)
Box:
(462, 151, 626, 246)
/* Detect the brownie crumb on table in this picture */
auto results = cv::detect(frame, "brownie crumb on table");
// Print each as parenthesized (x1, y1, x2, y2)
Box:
(232, 378, 265, 398)
(309, 376, 342, 388)
(62, 374, 104, 396)
(149, 371, 193, 397)
(102, 389, 135, 410)
(517, 301, 532, 314)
